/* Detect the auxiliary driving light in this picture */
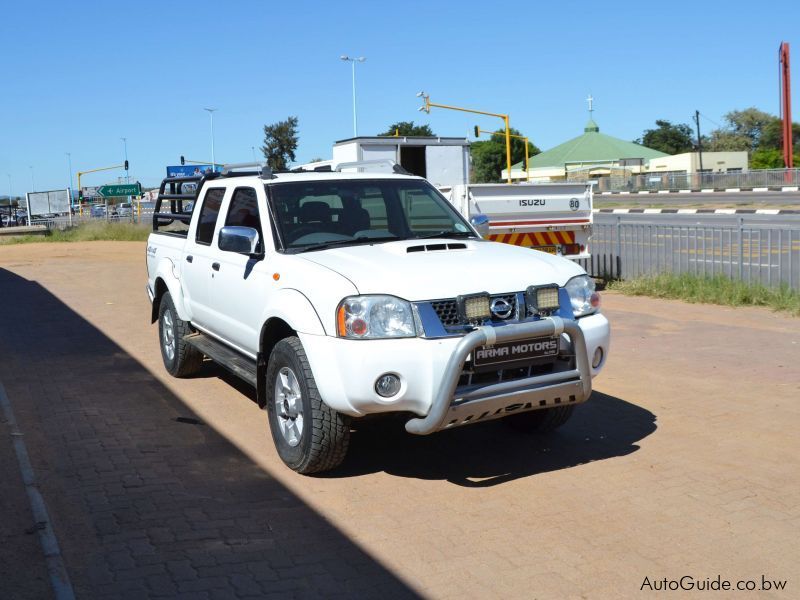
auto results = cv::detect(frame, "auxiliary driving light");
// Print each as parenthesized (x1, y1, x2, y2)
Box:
(375, 374, 401, 398)
(526, 285, 560, 315)
(457, 292, 491, 322)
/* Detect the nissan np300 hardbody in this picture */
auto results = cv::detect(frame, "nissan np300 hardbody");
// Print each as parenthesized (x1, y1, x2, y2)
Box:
(146, 162, 610, 474)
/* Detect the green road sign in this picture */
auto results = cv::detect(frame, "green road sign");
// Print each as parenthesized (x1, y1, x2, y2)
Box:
(97, 183, 141, 197)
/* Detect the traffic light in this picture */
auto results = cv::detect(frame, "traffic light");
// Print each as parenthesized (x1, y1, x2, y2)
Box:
(474, 125, 480, 138)
(180, 155, 185, 165)
(124, 160, 129, 171)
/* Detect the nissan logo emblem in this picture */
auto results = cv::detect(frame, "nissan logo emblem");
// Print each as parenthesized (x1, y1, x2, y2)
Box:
(490, 298, 513, 319)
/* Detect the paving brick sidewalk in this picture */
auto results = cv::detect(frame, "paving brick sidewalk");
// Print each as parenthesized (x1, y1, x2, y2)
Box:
(2, 242, 798, 599)
(0, 268, 415, 599)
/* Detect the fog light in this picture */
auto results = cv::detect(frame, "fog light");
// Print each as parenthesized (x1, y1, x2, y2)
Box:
(375, 373, 401, 398)
(592, 347, 604, 369)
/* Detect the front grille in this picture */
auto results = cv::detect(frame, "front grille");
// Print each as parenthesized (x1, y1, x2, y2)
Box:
(431, 300, 460, 326)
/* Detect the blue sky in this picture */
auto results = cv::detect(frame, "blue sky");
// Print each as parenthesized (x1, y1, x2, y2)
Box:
(1, 0, 798, 194)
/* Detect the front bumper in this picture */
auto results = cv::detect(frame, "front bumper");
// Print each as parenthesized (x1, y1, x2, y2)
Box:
(405, 317, 591, 434)
(300, 313, 608, 434)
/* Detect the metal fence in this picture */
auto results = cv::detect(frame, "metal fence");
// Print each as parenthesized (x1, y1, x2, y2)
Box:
(26, 212, 154, 230)
(578, 221, 800, 290)
(578, 168, 800, 193)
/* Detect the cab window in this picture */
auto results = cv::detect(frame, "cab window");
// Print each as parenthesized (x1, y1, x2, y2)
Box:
(195, 188, 226, 245)
(223, 187, 263, 252)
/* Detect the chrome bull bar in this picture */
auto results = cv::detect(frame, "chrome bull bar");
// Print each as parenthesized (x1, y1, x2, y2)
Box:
(405, 317, 592, 435)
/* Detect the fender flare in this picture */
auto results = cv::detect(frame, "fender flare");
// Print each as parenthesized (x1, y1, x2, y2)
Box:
(255, 288, 326, 408)
(151, 259, 191, 323)
(260, 288, 327, 337)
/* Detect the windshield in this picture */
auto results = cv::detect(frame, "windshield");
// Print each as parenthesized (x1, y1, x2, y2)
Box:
(267, 179, 476, 251)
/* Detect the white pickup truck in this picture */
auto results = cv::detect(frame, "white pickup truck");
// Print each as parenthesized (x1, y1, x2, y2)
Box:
(146, 162, 610, 473)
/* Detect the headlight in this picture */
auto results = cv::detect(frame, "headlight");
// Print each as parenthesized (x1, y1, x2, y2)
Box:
(565, 275, 601, 317)
(336, 295, 416, 339)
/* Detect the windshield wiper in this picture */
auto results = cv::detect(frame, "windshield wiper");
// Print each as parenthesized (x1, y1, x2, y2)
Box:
(292, 235, 400, 253)
(412, 230, 476, 240)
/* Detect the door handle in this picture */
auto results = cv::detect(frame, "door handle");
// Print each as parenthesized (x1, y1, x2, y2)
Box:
(186, 255, 193, 263)
(211, 262, 220, 271)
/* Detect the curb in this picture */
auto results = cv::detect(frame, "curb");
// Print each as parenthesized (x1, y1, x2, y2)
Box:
(0, 382, 75, 600)
(600, 186, 800, 195)
(594, 208, 800, 215)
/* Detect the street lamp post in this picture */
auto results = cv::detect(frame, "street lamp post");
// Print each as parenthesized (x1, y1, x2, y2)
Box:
(29, 166, 35, 192)
(66, 152, 74, 190)
(204, 108, 217, 170)
(340, 55, 365, 137)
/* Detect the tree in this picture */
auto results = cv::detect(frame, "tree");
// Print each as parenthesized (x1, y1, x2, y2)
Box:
(704, 130, 751, 152)
(635, 120, 695, 155)
(470, 129, 540, 183)
(379, 121, 435, 136)
(261, 116, 299, 171)
(759, 119, 800, 152)
(705, 107, 775, 153)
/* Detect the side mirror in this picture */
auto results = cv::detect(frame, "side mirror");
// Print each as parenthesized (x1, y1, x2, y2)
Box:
(219, 226, 260, 255)
(470, 214, 490, 238)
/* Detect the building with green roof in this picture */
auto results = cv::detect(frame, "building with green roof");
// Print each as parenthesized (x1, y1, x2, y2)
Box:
(502, 117, 668, 182)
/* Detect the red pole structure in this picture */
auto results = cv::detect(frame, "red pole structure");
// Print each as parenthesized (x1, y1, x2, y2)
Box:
(779, 42, 793, 171)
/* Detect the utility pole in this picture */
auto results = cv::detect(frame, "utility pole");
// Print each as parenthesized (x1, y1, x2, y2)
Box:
(29, 166, 35, 192)
(694, 110, 704, 174)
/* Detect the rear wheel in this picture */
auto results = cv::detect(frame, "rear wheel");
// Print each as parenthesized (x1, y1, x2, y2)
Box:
(503, 405, 575, 433)
(265, 337, 350, 474)
(158, 292, 203, 377)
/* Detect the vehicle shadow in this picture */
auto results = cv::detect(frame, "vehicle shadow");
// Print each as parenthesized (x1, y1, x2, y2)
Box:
(328, 392, 656, 487)
(0, 268, 418, 599)
(203, 361, 656, 489)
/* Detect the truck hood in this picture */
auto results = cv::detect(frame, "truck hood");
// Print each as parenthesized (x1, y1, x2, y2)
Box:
(296, 239, 585, 300)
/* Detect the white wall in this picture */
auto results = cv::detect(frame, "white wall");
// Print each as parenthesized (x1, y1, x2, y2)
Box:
(425, 145, 469, 187)
(648, 151, 748, 173)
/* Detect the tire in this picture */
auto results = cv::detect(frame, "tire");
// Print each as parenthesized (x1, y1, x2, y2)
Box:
(158, 291, 203, 377)
(265, 337, 350, 474)
(503, 405, 575, 434)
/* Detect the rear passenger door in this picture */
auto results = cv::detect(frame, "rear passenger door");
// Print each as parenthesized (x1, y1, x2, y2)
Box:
(205, 186, 271, 354)
(181, 187, 227, 328)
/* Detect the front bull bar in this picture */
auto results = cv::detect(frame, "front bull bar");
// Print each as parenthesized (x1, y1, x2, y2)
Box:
(404, 317, 592, 435)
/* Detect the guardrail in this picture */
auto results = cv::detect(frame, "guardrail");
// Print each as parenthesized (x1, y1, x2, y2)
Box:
(574, 168, 800, 193)
(578, 221, 800, 290)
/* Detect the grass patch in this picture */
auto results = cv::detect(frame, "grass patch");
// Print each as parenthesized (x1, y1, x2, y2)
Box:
(609, 273, 800, 316)
(0, 221, 150, 245)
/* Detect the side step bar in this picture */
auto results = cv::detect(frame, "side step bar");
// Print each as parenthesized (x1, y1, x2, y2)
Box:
(183, 333, 257, 387)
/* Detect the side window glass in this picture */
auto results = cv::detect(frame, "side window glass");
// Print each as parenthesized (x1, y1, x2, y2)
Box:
(195, 188, 225, 245)
(224, 188, 263, 252)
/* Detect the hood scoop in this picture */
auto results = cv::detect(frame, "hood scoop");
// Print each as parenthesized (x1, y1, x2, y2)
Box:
(406, 242, 468, 253)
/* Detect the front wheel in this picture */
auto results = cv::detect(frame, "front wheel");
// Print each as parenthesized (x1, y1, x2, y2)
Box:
(265, 337, 350, 474)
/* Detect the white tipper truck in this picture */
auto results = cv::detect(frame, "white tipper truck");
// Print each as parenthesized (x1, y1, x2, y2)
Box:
(332, 136, 593, 260)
